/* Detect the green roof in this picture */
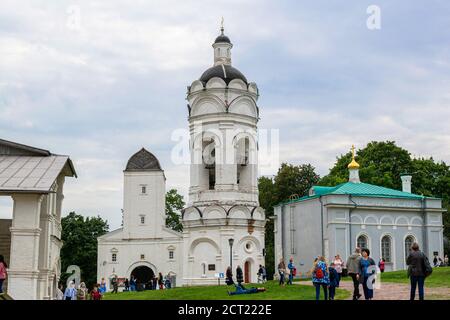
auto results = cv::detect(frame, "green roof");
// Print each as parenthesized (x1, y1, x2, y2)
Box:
(278, 181, 438, 206)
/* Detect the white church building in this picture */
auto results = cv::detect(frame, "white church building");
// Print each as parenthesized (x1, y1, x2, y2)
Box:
(97, 26, 266, 288)
(274, 147, 445, 275)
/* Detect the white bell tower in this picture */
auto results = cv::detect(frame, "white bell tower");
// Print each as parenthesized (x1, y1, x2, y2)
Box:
(182, 23, 266, 285)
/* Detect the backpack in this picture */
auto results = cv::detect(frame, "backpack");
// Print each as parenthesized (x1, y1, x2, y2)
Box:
(422, 253, 433, 277)
(315, 266, 324, 279)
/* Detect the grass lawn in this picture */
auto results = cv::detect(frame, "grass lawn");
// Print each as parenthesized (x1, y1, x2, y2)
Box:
(103, 280, 351, 300)
(378, 267, 450, 288)
(340, 267, 450, 288)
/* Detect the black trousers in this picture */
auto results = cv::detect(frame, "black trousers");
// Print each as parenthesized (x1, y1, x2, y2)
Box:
(349, 273, 360, 299)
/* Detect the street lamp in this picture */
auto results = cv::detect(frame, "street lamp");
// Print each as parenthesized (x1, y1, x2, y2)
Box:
(228, 238, 234, 270)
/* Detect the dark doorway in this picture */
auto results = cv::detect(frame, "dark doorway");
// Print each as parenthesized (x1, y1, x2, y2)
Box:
(130, 266, 154, 285)
(244, 261, 251, 283)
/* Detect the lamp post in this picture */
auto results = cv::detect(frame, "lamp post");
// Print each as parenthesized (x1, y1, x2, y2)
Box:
(228, 238, 234, 270)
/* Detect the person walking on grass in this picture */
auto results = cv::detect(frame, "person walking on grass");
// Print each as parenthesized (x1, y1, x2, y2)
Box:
(407, 242, 432, 300)
(236, 266, 244, 288)
(90, 285, 102, 300)
(226, 266, 234, 286)
(111, 276, 118, 294)
(287, 258, 295, 285)
(359, 248, 376, 300)
(99, 278, 107, 295)
(333, 254, 343, 286)
(328, 262, 339, 300)
(77, 282, 88, 300)
(378, 258, 385, 273)
(0, 255, 7, 294)
(257, 265, 264, 283)
(278, 258, 286, 286)
(64, 281, 77, 300)
(158, 272, 164, 290)
(346, 247, 362, 300)
(312, 256, 329, 300)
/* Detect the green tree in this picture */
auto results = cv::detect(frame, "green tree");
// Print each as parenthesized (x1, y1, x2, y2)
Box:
(258, 163, 320, 279)
(60, 212, 109, 289)
(165, 189, 185, 232)
(320, 141, 413, 189)
(258, 176, 277, 280)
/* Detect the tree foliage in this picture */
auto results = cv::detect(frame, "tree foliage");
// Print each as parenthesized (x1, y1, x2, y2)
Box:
(60, 212, 109, 289)
(165, 189, 185, 232)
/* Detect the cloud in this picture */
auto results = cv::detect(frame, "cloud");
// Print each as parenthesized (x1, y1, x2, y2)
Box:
(1, 1, 449, 229)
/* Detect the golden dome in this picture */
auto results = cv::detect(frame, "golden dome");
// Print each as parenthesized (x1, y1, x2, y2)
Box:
(347, 145, 360, 169)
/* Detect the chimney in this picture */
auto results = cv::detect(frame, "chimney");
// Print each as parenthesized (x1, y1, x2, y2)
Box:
(401, 174, 412, 193)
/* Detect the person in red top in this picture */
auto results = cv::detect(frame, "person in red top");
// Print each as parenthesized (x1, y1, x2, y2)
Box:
(0, 255, 7, 294)
(378, 258, 385, 273)
(90, 285, 102, 300)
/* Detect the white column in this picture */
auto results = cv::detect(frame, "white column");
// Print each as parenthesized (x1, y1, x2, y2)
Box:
(8, 193, 44, 300)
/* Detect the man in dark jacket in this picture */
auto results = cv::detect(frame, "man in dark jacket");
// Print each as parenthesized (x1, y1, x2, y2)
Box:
(236, 266, 244, 289)
(346, 247, 362, 300)
(406, 242, 428, 300)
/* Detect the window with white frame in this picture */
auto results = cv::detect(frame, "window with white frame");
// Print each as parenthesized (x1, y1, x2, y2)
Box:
(140, 215, 145, 224)
(169, 250, 174, 260)
(141, 185, 147, 194)
(381, 235, 392, 262)
(357, 235, 368, 249)
(112, 253, 117, 262)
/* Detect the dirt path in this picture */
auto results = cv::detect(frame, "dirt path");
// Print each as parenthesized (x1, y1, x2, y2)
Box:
(297, 280, 450, 300)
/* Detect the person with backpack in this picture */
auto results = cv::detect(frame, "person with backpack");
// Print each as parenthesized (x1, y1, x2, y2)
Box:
(406, 242, 432, 300)
(311, 256, 329, 300)
(346, 248, 362, 300)
(287, 257, 296, 285)
(328, 262, 339, 300)
(359, 248, 376, 300)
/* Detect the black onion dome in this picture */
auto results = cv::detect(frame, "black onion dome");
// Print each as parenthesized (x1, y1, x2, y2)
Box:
(125, 148, 162, 171)
(214, 34, 231, 44)
(199, 65, 248, 84)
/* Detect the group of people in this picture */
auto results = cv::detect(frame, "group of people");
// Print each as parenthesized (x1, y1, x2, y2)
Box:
(275, 242, 434, 301)
(115, 273, 172, 293)
(225, 265, 266, 295)
(433, 254, 449, 267)
(58, 279, 106, 300)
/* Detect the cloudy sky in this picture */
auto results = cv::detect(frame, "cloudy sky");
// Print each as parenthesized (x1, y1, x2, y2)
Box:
(1, 1, 449, 229)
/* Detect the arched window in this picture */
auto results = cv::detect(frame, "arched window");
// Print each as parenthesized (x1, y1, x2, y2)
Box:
(405, 236, 415, 260)
(381, 235, 392, 262)
(357, 235, 368, 249)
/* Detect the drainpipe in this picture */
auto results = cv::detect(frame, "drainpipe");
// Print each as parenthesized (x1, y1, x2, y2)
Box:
(319, 196, 324, 257)
(421, 197, 428, 257)
(349, 195, 358, 256)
